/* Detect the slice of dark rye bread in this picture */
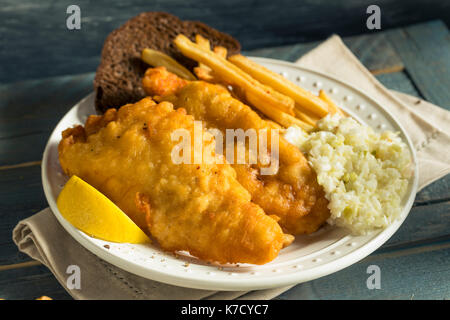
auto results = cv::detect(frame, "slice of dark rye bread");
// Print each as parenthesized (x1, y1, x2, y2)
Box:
(94, 12, 241, 113)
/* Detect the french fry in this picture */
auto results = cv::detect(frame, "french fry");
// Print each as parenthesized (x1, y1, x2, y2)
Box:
(141, 48, 196, 80)
(195, 35, 211, 70)
(194, 66, 215, 81)
(195, 35, 228, 59)
(195, 34, 211, 50)
(293, 108, 318, 126)
(223, 51, 317, 127)
(174, 34, 296, 116)
(272, 109, 313, 131)
(228, 54, 330, 118)
(245, 90, 313, 131)
(194, 34, 224, 83)
(266, 120, 283, 130)
(213, 46, 227, 59)
(319, 90, 346, 116)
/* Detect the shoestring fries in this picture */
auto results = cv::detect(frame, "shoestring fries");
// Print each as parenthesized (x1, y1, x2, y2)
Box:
(318, 90, 346, 116)
(194, 35, 227, 83)
(174, 34, 346, 131)
(174, 34, 296, 117)
(141, 48, 196, 80)
(245, 89, 314, 131)
(213, 46, 228, 59)
(194, 34, 212, 76)
(293, 108, 319, 126)
(228, 54, 331, 118)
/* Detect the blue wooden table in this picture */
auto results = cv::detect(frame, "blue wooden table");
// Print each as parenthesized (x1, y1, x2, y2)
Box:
(0, 6, 449, 299)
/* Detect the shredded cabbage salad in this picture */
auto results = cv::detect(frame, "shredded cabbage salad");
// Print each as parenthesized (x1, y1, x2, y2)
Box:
(284, 114, 412, 234)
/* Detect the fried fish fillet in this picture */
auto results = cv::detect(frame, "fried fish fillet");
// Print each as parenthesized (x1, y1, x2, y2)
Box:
(143, 67, 330, 234)
(59, 97, 290, 264)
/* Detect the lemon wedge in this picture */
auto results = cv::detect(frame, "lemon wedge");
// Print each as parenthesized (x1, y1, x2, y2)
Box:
(57, 175, 150, 244)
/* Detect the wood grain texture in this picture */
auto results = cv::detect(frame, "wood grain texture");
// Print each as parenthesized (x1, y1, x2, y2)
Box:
(415, 174, 450, 204)
(375, 72, 421, 98)
(247, 33, 405, 74)
(0, 16, 448, 299)
(277, 246, 450, 300)
(0, 73, 94, 165)
(386, 20, 450, 109)
(0, 264, 71, 300)
(344, 34, 405, 75)
(1, 0, 449, 83)
(0, 164, 46, 265)
(0, 260, 41, 272)
(384, 201, 450, 249)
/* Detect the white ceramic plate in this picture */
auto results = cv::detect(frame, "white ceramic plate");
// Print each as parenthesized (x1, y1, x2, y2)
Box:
(42, 57, 418, 291)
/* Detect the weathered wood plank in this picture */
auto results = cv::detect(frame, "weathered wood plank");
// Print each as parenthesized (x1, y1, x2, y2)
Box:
(386, 20, 450, 109)
(0, 73, 94, 165)
(278, 246, 450, 300)
(1, 0, 449, 83)
(0, 164, 47, 265)
(344, 34, 404, 75)
(0, 73, 94, 138)
(0, 132, 49, 166)
(247, 33, 405, 74)
(375, 72, 421, 98)
(383, 201, 450, 248)
(0, 260, 41, 272)
(415, 174, 450, 204)
(246, 42, 319, 63)
(0, 264, 72, 300)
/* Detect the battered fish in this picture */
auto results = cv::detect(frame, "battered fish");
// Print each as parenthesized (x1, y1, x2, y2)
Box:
(143, 67, 330, 234)
(59, 98, 291, 264)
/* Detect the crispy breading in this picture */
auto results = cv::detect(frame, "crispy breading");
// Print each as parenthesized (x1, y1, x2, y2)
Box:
(59, 97, 289, 264)
(143, 67, 330, 234)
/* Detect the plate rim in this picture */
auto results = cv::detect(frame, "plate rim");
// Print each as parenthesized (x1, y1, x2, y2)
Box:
(41, 58, 419, 291)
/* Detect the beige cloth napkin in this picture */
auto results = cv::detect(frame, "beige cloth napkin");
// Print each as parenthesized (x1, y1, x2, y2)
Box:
(13, 35, 450, 300)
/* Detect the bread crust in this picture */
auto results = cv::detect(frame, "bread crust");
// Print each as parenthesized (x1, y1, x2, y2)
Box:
(94, 12, 241, 113)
